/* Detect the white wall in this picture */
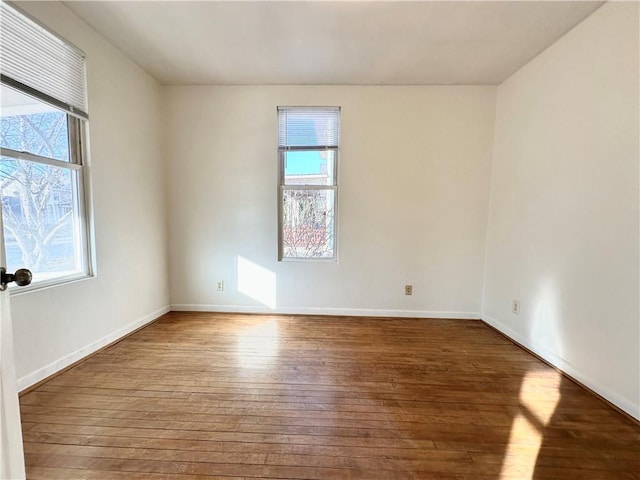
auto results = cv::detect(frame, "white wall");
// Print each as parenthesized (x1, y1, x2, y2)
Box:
(166, 86, 496, 317)
(483, 2, 639, 418)
(11, 2, 170, 388)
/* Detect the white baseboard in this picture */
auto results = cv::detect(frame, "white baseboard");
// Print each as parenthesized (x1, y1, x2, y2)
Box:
(17, 305, 170, 392)
(171, 303, 481, 320)
(482, 313, 640, 421)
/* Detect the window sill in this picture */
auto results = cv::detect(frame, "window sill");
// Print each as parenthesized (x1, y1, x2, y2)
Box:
(9, 272, 95, 297)
(279, 257, 338, 263)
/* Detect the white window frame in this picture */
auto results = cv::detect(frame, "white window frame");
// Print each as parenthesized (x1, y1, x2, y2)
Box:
(0, 94, 94, 293)
(277, 106, 340, 262)
(0, 2, 94, 293)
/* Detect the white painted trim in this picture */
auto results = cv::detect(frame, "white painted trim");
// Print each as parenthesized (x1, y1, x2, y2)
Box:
(17, 305, 170, 392)
(482, 313, 640, 421)
(171, 304, 481, 320)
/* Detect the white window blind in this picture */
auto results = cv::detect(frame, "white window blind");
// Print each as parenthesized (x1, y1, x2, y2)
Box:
(278, 107, 340, 149)
(0, 2, 88, 118)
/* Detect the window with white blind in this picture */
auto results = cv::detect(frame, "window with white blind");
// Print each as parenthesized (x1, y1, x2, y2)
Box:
(278, 107, 340, 260)
(0, 2, 93, 289)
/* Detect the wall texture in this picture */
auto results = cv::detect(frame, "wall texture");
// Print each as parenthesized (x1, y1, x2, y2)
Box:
(483, 2, 639, 418)
(165, 86, 496, 318)
(11, 2, 170, 388)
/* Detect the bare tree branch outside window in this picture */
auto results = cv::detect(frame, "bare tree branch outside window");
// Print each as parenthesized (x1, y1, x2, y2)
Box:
(0, 111, 78, 273)
(282, 189, 335, 258)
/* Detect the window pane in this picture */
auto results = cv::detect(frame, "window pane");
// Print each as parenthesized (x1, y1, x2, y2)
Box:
(0, 84, 70, 162)
(284, 150, 335, 186)
(282, 188, 335, 259)
(1, 157, 85, 281)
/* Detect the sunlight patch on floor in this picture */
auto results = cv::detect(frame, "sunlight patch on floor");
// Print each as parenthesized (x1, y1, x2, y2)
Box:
(236, 319, 280, 369)
(499, 369, 562, 479)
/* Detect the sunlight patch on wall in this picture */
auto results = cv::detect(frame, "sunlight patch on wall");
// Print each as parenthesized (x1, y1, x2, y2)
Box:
(236, 319, 280, 369)
(499, 369, 562, 479)
(529, 278, 563, 359)
(237, 256, 277, 309)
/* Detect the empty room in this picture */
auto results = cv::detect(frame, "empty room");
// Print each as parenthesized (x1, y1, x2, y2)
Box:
(0, 0, 638, 479)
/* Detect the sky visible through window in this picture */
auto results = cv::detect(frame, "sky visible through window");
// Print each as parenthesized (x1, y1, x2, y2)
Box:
(284, 151, 325, 176)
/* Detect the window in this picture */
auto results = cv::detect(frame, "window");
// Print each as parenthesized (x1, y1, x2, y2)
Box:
(0, 2, 92, 288)
(278, 107, 340, 260)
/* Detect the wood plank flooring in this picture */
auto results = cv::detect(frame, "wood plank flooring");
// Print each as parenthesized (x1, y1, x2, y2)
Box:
(20, 312, 640, 479)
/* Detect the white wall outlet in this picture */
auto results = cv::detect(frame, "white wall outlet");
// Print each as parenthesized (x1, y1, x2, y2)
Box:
(512, 300, 520, 315)
(216, 281, 224, 291)
(405, 285, 413, 296)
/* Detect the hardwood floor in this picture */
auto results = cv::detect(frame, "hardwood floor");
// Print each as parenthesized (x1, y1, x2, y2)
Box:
(20, 312, 640, 479)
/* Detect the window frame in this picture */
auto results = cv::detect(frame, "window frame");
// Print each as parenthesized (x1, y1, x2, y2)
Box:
(0, 1, 94, 293)
(277, 106, 340, 262)
(0, 86, 95, 293)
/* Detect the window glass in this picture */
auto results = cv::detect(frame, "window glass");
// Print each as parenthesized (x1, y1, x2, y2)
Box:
(284, 150, 335, 186)
(1, 86, 70, 162)
(0, 159, 85, 279)
(282, 189, 335, 259)
(0, 84, 89, 286)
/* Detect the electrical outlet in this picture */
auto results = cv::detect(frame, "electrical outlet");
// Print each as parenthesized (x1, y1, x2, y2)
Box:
(216, 281, 224, 291)
(512, 300, 520, 315)
(405, 285, 413, 296)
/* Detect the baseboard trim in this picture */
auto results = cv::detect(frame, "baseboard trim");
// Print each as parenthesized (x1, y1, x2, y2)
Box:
(482, 313, 640, 422)
(170, 304, 480, 319)
(17, 305, 171, 393)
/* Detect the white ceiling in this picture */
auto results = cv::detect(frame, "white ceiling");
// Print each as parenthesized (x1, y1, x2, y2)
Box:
(62, 1, 604, 86)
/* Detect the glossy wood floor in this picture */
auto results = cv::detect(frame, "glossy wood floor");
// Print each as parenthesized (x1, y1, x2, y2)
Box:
(20, 312, 640, 480)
